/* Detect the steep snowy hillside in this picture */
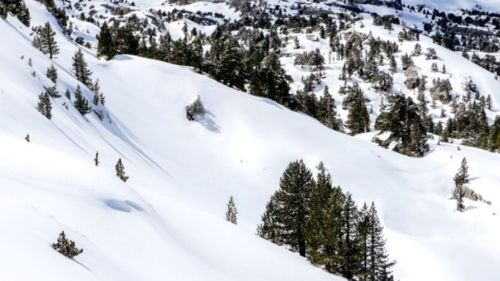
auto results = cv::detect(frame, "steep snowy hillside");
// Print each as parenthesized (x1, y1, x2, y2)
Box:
(1, 1, 500, 281)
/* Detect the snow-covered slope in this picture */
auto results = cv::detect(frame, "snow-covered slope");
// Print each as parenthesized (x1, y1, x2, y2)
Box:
(404, 0, 500, 12)
(1, 1, 500, 281)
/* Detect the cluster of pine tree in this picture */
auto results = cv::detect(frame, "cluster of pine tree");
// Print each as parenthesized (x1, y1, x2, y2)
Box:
(91, 4, 500, 157)
(258, 160, 395, 280)
(375, 94, 429, 157)
(0, 0, 30, 26)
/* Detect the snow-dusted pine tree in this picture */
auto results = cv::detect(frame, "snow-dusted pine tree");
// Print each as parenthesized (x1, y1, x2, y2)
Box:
(225, 196, 238, 224)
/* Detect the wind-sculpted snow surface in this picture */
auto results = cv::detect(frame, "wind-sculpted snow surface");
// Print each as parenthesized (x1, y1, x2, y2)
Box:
(0, 1, 499, 281)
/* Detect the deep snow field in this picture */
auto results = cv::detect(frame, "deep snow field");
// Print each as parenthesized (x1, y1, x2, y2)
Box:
(0, 1, 500, 281)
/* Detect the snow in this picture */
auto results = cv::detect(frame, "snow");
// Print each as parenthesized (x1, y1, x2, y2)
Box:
(404, 0, 500, 12)
(0, 1, 500, 281)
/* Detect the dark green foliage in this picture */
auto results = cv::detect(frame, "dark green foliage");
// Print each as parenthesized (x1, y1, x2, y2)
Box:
(214, 37, 246, 90)
(249, 52, 292, 106)
(375, 95, 429, 157)
(33, 22, 59, 59)
(360, 203, 395, 280)
(115, 26, 139, 55)
(73, 85, 91, 115)
(36, 92, 52, 119)
(0, 0, 30, 26)
(115, 158, 129, 182)
(317, 86, 343, 131)
(46, 64, 57, 83)
(488, 117, 500, 152)
(51, 231, 83, 258)
(97, 22, 115, 60)
(258, 160, 395, 281)
(72, 49, 93, 87)
(345, 85, 370, 135)
(258, 160, 315, 257)
(306, 162, 333, 264)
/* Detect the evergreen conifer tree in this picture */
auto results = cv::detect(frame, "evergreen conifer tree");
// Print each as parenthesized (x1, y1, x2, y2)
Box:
(257, 160, 315, 257)
(97, 22, 115, 60)
(73, 85, 91, 115)
(72, 49, 92, 86)
(307, 162, 333, 264)
(215, 38, 245, 90)
(339, 193, 361, 279)
(46, 64, 57, 83)
(34, 22, 59, 59)
(36, 92, 52, 119)
(318, 86, 342, 131)
(249, 52, 292, 106)
(225, 196, 238, 224)
(375, 95, 428, 157)
(346, 86, 370, 135)
(115, 158, 129, 182)
(453, 157, 469, 212)
(52, 231, 83, 258)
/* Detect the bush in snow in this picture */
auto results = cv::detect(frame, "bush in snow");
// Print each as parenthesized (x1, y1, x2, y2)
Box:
(52, 231, 83, 258)
(185, 95, 205, 121)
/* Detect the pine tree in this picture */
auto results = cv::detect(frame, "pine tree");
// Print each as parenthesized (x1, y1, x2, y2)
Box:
(317, 86, 342, 131)
(97, 22, 115, 60)
(34, 22, 59, 59)
(357, 203, 371, 281)
(249, 52, 292, 106)
(375, 95, 428, 157)
(453, 157, 470, 187)
(367, 203, 395, 281)
(488, 117, 500, 152)
(453, 157, 469, 212)
(46, 64, 57, 83)
(225, 196, 238, 224)
(25, 134, 30, 142)
(73, 85, 91, 115)
(72, 49, 92, 86)
(307, 162, 333, 264)
(257, 193, 283, 245)
(51, 231, 83, 258)
(346, 86, 370, 135)
(257, 160, 315, 257)
(215, 37, 245, 90)
(115, 158, 129, 182)
(322, 186, 347, 274)
(36, 92, 52, 119)
(339, 193, 361, 280)
(91, 79, 104, 106)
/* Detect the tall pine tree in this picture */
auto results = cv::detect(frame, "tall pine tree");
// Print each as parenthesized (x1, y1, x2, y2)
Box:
(72, 49, 92, 86)
(257, 160, 315, 257)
